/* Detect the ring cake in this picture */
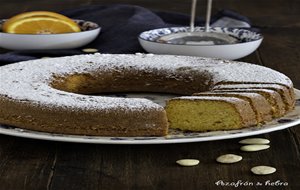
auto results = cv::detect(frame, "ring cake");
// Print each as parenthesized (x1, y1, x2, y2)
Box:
(0, 53, 295, 136)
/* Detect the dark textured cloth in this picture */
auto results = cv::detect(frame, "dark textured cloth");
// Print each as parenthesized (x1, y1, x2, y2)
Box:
(0, 4, 251, 64)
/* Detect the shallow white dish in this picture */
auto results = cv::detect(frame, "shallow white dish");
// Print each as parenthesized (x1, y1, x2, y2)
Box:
(138, 27, 263, 60)
(0, 89, 299, 144)
(0, 19, 100, 50)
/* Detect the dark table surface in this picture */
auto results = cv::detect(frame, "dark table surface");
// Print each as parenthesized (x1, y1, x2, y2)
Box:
(0, 0, 299, 190)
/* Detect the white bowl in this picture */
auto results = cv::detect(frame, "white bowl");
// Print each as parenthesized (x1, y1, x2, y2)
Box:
(0, 19, 100, 50)
(138, 27, 263, 60)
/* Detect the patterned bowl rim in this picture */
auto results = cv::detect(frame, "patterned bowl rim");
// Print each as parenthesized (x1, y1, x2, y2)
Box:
(138, 27, 263, 46)
(0, 19, 100, 36)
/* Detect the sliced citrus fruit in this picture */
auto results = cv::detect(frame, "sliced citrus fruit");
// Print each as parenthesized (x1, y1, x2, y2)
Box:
(3, 11, 77, 23)
(4, 17, 81, 34)
(3, 11, 81, 34)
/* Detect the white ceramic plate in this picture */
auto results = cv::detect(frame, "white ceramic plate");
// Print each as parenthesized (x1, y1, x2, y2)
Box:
(0, 19, 100, 50)
(0, 89, 299, 144)
(138, 27, 263, 60)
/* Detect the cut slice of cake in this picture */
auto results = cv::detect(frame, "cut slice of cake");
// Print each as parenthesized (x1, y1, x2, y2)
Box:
(213, 83, 295, 111)
(213, 89, 286, 118)
(165, 96, 257, 132)
(192, 92, 273, 124)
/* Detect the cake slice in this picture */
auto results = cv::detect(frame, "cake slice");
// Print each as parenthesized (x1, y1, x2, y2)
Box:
(192, 92, 273, 123)
(213, 89, 286, 118)
(213, 83, 295, 111)
(166, 96, 257, 132)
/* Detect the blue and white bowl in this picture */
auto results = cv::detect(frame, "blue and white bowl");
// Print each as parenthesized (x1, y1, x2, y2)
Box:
(0, 19, 101, 50)
(138, 27, 263, 60)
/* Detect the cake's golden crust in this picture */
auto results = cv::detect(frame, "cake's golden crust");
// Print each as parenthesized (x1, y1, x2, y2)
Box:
(0, 96, 168, 136)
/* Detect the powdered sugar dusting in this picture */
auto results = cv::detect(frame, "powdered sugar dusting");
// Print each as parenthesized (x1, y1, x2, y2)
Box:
(0, 53, 293, 111)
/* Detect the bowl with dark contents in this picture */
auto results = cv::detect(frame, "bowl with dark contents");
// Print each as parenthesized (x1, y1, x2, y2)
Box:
(138, 27, 263, 60)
